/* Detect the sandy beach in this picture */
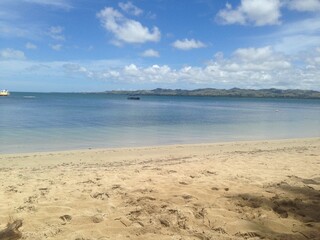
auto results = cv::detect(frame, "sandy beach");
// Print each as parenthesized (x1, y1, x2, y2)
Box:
(0, 138, 319, 240)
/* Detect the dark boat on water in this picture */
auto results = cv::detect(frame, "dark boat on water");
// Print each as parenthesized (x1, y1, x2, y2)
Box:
(127, 96, 140, 100)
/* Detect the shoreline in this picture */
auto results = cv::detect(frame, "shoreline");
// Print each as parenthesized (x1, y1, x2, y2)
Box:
(1, 137, 319, 239)
(1, 136, 319, 156)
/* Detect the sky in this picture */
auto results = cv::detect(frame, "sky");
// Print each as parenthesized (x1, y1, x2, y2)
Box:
(0, 0, 320, 92)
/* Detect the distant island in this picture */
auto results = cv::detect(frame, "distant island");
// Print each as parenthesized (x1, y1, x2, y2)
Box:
(105, 88, 320, 99)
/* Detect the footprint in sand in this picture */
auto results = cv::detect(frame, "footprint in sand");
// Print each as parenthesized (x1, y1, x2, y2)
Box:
(235, 231, 262, 239)
(179, 181, 189, 185)
(202, 170, 217, 176)
(60, 215, 72, 225)
(112, 184, 121, 190)
(92, 214, 104, 223)
(90, 192, 109, 200)
(114, 216, 132, 227)
(181, 194, 193, 200)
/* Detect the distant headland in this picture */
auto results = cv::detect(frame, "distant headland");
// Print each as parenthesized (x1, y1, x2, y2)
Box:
(105, 88, 320, 99)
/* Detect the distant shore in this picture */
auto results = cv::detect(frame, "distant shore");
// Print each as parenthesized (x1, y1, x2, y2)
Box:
(1, 138, 319, 239)
(7, 88, 320, 99)
(104, 87, 320, 99)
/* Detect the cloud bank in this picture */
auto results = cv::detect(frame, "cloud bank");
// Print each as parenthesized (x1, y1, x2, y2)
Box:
(59, 46, 320, 90)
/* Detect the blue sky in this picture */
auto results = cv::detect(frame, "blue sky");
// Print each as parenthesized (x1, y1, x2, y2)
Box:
(0, 0, 320, 92)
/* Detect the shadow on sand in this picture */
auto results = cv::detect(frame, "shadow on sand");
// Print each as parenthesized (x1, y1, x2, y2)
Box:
(228, 176, 320, 239)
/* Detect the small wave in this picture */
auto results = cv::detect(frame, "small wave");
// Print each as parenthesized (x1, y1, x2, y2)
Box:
(23, 96, 36, 99)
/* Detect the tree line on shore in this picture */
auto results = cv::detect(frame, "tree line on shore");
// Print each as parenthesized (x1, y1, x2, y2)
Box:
(104, 88, 320, 99)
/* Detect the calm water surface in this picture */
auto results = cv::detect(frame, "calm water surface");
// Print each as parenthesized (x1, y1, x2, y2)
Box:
(1, 92, 319, 153)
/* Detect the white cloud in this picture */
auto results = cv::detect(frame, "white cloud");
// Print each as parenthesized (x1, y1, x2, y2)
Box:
(304, 47, 320, 67)
(25, 42, 37, 49)
(118, 2, 143, 16)
(279, 17, 320, 36)
(48, 26, 65, 41)
(23, 0, 72, 10)
(119, 64, 177, 83)
(231, 46, 291, 70)
(172, 38, 206, 50)
(287, 0, 320, 12)
(141, 49, 159, 57)
(217, 0, 282, 26)
(217, 3, 246, 25)
(234, 46, 274, 61)
(50, 44, 62, 51)
(0, 48, 25, 59)
(124, 63, 139, 75)
(59, 46, 320, 89)
(274, 35, 320, 54)
(97, 7, 160, 44)
(268, 16, 320, 54)
(64, 64, 94, 78)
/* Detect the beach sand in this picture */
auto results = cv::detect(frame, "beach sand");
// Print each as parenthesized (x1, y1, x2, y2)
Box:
(0, 138, 319, 240)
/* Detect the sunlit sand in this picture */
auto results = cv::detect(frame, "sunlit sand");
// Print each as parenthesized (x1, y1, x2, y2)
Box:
(1, 138, 319, 239)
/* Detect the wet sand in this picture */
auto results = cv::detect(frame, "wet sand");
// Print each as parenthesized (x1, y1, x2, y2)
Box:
(0, 138, 319, 239)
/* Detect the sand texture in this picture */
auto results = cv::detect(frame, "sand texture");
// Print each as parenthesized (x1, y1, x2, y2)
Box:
(0, 138, 320, 240)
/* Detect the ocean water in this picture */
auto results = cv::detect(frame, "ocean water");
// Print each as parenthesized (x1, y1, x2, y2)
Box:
(0, 92, 319, 153)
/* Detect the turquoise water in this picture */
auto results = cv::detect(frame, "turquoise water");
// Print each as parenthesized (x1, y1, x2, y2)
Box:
(1, 92, 319, 153)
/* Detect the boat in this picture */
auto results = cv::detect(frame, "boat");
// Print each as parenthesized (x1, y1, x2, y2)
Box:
(0, 90, 10, 96)
(127, 96, 140, 100)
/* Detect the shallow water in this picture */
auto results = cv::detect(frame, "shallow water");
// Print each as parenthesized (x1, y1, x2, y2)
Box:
(1, 92, 319, 153)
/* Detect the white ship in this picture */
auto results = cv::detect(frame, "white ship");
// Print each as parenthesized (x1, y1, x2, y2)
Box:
(0, 90, 10, 96)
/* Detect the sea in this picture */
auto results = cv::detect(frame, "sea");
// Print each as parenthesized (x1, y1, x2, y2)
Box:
(1, 92, 319, 154)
